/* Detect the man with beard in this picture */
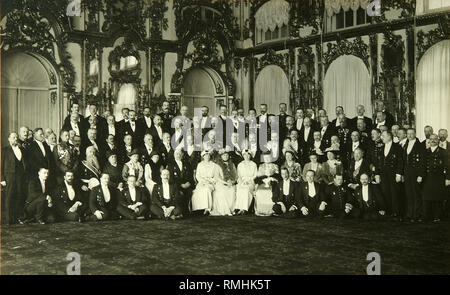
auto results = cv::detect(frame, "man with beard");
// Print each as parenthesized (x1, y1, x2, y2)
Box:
(80, 128, 100, 161)
(346, 148, 371, 190)
(1, 132, 27, 225)
(122, 110, 144, 146)
(102, 151, 124, 191)
(53, 170, 87, 222)
(18, 126, 32, 150)
(54, 129, 78, 185)
(356, 118, 370, 145)
(138, 106, 154, 133)
(150, 169, 183, 220)
(352, 173, 386, 220)
(78, 146, 101, 197)
(322, 174, 353, 218)
(117, 175, 148, 220)
(89, 173, 120, 221)
(373, 100, 395, 128)
(367, 129, 384, 178)
(350, 105, 372, 132)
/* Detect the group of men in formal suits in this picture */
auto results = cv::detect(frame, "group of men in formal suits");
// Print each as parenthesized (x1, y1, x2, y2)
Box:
(1, 99, 449, 225)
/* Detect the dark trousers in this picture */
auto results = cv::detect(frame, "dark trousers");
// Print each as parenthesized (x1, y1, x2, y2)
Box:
(352, 207, 380, 220)
(300, 196, 321, 217)
(423, 201, 443, 220)
(117, 204, 148, 220)
(2, 174, 26, 224)
(24, 197, 55, 223)
(150, 204, 182, 219)
(380, 173, 402, 216)
(404, 171, 423, 219)
(178, 187, 193, 216)
(55, 205, 88, 222)
(272, 203, 300, 218)
(88, 207, 120, 221)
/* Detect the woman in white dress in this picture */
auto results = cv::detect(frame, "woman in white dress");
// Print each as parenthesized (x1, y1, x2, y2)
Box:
(211, 150, 237, 216)
(191, 151, 219, 215)
(235, 149, 258, 215)
(254, 152, 280, 216)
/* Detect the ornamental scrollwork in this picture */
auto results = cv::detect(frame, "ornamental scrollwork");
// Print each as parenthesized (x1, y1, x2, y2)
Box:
(323, 36, 370, 74)
(255, 49, 289, 78)
(417, 14, 450, 63)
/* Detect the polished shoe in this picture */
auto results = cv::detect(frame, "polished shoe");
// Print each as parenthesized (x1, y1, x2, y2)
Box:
(433, 218, 441, 223)
(18, 218, 33, 225)
(37, 219, 46, 225)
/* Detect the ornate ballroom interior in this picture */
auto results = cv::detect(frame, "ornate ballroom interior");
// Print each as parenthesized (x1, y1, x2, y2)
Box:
(1, 0, 449, 143)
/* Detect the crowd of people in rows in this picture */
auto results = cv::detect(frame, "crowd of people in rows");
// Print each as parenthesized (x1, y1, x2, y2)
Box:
(1, 99, 449, 225)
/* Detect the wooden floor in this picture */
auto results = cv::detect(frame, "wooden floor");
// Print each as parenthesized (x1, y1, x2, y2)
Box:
(1, 216, 449, 275)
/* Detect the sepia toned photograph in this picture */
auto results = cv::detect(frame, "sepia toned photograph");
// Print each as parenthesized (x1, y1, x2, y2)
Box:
(0, 0, 449, 277)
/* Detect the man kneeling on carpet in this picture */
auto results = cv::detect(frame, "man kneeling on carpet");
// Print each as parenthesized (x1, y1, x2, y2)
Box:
(89, 173, 120, 221)
(150, 169, 183, 220)
(272, 167, 300, 218)
(53, 170, 88, 222)
(117, 174, 148, 220)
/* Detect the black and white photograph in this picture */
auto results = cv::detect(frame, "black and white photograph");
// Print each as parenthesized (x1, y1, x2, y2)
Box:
(0, 0, 449, 278)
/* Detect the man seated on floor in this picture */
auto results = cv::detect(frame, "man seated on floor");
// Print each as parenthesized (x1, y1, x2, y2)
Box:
(117, 175, 148, 220)
(89, 173, 120, 221)
(352, 173, 386, 220)
(272, 167, 300, 218)
(321, 174, 353, 218)
(297, 170, 325, 217)
(24, 168, 55, 224)
(150, 169, 183, 220)
(53, 170, 88, 222)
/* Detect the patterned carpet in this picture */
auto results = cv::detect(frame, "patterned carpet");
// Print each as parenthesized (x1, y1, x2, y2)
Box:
(1, 216, 449, 275)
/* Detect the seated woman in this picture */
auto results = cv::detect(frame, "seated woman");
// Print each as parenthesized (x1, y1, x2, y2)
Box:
(144, 151, 163, 195)
(281, 150, 302, 182)
(122, 149, 144, 186)
(254, 152, 280, 216)
(302, 152, 326, 184)
(191, 151, 220, 215)
(211, 150, 237, 216)
(235, 149, 258, 215)
(322, 150, 344, 185)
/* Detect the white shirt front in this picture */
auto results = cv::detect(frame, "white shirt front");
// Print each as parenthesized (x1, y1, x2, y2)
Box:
(71, 122, 80, 136)
(352, 142, 360, 151)
(362, 185, 369, 202)
(304, 127, 311, 142)
(439, 141, 447, 150)
(384, 141, 392, 157)
(314, 141, 321, 149)
(175, 160, 183, 171)
(125, 145, 132, 153)
(108, 125, 116, 136)
(39, 178, 46, 193)
(308, 182, 316, 197)
(36, 140, 46, 157)
(155, 126, 163, 139)
(102, 185, 110, 203)
(400, 138, 407, 149)
(407, 139, 416, 155)
(354, 159, 363, 171)
(377, 121, 386, 128)
(259, 114, 267, 123)
(431, 146, 438, 153)
(130, 121, 136, 132)
(145, 144, 153, 155)
(283, 180, 290, 196)
(291, 140, 298, 152)
(162, 181, 170, 200)
(12, 145, 22, 161)
(65, 181, 75, 201)
(321, 126, 327, 136)
(129, 187, 136, 202)
(144, 116, 152, 128)
(296, 118, 304, 130)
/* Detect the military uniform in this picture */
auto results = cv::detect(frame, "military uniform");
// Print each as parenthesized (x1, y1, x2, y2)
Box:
(367, 139, 384, 175)
(403, 139, 425, 220)
(323, 184, 353, 218)
(422, 147, 449, 220)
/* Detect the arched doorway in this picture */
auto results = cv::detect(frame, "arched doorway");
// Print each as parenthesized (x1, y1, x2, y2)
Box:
(323, 55, 372, 120)
(416, 40, 450, 140)
(254, 65, 290, 114)
(182, 67, 226, 117)
(1, 52, 61, 143)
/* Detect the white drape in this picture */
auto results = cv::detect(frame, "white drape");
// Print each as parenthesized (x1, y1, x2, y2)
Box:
(325, 0, 371, 16)
(416, 40, 450, 140)
(255, 0, 290, 32)
(114, 83, 137, 120)
(323, 55, 372, 120)
(254, 65, 290, 114)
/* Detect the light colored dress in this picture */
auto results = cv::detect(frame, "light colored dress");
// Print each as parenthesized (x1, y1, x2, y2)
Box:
(211, 160, 237, 216)
(254, 163, 279, 216)
(192, 161, 219, 211)
(235, 160, 258, 211)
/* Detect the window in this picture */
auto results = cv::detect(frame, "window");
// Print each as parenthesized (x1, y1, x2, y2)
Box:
(119, 56, 138, 70)
(427, 0, 450, 11)
(326, 7, 371, 32)
(256, 24, 289, 44)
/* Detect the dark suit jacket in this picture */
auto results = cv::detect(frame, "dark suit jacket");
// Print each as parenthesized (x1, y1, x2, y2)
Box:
(272, 179, 297, 209)
(403, 138, 426, 177)
(347, 158, 371, 184)
(63, 113, 84, 128)
(118, 186, 147, 208)
(26, 178, 51, 203)
(380, 142, 404, 177)
(53, 182, 83, 215)
(27, 141, 53, 178)
(137, 116, 153, 132)
(349, 116, 372, 131)
(296, 181, 325, 208)
(62, 120, 87, 137)
(151, 182, 180, 208)
(121, 120, 145, 145)
(354, 184, 385, 211)
(1, 145, 26, 181)
(167, 160, 194, 188)
(319, 124, 336, 148)
(89, 185, 118, 213)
